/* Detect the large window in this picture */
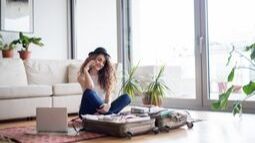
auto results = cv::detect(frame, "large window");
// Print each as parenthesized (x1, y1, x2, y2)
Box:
(208, 0, 255, 101)
(71, 0, 255, 111)
(130, 0, 197, 99)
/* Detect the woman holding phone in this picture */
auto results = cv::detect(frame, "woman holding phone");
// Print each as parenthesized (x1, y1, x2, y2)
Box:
(77, 47, 131, 118)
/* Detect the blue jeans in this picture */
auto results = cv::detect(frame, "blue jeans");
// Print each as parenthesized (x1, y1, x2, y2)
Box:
(79, 89, 131, 118)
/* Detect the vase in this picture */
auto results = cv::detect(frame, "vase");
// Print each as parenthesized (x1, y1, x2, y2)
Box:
(2, 49, 14, 58)
(19, 51, 31, 60)
(142, 92, 162, 106)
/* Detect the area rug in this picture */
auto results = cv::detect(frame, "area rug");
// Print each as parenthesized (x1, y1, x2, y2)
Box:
(0, 118, 105, 143)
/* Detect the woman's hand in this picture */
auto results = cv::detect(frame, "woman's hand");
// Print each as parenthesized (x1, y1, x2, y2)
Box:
(97, 104, 111, 113)
(84, 59, 96, 71)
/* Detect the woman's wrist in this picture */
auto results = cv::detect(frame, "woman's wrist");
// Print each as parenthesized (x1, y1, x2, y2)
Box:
(104, 98, 111, 104)
(84, 66, 90, 72)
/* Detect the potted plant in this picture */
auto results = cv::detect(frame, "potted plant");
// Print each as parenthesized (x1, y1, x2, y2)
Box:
(142, 65, 169, 106)
(0, 34, 16, 58)
(119, 63, 142, 100)
(0, 43, 17, 58)
(12, 32, 44, 60)
(212, 42, 255, 116)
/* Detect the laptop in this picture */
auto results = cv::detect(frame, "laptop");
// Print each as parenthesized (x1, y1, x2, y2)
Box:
(26, 107, 77, 136)
(36, 107, 68, 133)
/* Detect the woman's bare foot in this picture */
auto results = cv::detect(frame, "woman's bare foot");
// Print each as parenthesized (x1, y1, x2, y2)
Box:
(94, 112, 100, 115)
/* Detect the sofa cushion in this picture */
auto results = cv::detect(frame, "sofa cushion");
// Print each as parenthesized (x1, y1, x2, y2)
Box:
(0, 58, 28, 86)
(68, 63, 82, 83)
(53, 83, 82, 96)
(24, 59, 72, 85)
(0, 85, 52, 99)
(52, 95, 82, 113)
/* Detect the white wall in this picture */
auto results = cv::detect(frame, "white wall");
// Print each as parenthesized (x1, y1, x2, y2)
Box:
(0, 0, 68, 60)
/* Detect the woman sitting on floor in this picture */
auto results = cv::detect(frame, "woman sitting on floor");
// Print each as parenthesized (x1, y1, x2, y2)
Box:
(77, 47, 131, 119)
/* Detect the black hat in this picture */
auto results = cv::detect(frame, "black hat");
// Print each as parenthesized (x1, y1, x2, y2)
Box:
(88, 47, 110, 57)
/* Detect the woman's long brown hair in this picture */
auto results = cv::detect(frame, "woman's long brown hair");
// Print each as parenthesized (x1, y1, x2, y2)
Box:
(80, 54, 116, 92)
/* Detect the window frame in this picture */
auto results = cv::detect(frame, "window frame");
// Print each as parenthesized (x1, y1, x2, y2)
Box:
(69, 0, 255, 113)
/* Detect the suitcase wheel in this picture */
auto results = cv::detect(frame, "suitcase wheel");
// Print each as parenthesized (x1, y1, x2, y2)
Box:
(163, 126, 170, 132)
(187, 122, 193, 129)
(153, 127, 160, 134)
(126, 131, 133, 139)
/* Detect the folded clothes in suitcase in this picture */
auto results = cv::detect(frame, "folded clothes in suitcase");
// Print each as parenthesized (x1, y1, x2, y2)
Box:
(82, 114, 158, 138)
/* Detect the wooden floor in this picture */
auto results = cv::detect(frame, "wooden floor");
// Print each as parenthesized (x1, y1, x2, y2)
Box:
(1, 110, 255, 143)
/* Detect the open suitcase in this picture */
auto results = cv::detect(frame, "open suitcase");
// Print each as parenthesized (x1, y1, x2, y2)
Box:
(82, 114, 158, 138)
(131, 106, 194, 132)
(150, 110, 194, 132)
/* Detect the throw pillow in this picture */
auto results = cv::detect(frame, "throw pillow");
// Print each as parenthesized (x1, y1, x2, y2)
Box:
(68, 63, 81, 83)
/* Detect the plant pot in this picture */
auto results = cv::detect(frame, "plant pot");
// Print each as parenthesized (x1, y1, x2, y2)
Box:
(19, 51, 31, 60)
(142, 92, 163, 106)
(2, 49, 14, 58)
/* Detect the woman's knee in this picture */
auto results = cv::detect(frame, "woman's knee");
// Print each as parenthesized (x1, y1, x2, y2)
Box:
(84, 88, 96, 94)
(83, 89, 97, 98)
(121, 93, 131, 104)
(83, 88, 104, 107)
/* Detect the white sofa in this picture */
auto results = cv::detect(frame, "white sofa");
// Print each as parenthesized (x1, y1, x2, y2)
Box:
(0, 58, 122, 120)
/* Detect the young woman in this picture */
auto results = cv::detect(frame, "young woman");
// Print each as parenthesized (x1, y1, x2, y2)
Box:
(78, 47, 131, 118)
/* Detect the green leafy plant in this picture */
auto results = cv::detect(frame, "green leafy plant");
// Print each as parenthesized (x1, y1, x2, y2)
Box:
(0, 33, 17, 58)
(0, 34, 3, 50)
(12, 32, 44, 51)
(119, 63, 142, 99)
(212, 42, 255, 116)
(0, 34, 16, 51)
(143, 65, 169, 106)
(0, 43, 16, 51)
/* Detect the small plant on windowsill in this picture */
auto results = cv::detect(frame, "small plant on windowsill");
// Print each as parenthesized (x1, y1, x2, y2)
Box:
(142, 65, 169, 106)
(119, 63, 142, 100)
(212, 42, 255, 116)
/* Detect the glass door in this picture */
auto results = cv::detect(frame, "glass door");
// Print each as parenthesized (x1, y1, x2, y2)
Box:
(207, 0, 255, 100)
(128, 0, 202, 108)
(206, 0, 255, 111)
